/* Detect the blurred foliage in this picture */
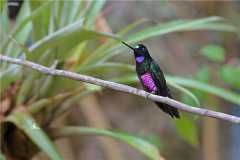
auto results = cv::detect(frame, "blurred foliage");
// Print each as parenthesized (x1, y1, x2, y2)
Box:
(219, 65, 240, 88)
(201, 44, 225, 63)
(0, 0, 240, 159)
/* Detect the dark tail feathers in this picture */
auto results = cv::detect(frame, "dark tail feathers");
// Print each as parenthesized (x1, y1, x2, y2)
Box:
(155, 102, 180, 119)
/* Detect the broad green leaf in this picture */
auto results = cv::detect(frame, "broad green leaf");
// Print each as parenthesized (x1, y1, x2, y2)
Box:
(55, 126, 163, 160)
(167, 76, 240, 105)
(201, 44, 225, 63)
(175, 114, 198, 146)
(219, 65, 240, 88)
(6, 111, 62, 160)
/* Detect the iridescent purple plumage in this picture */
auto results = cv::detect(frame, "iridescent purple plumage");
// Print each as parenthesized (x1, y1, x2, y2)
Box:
(140, 73, 157, 92)
(136, 56, 144, 63)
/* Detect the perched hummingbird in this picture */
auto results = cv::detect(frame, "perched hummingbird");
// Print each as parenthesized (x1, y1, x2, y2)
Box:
(122, 41, 180, 118)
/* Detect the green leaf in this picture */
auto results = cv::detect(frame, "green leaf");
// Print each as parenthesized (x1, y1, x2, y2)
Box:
(167, 80, 200, 107)
(90, 17, 237, 65)
(167, 76, 240, 105)
(1, 1, 53, 53)
(3, 1, 32, 57)
(55, 126, 163, 160)
(29, 1, 51, 41)
(196, 67, 210, 83)
(111, 74, 200, 107)
(110, 74, 138, 84)
(77, 62, 134, 74)
(175, 114, 198, 146)
(28, 20, 120, 60)
(0, 64, 22, 95)
(127, 17, 232, 43)
(84, 0, 106, 28)
(81, 19, 148, 66)
(201, 44, 225, 63)
(54, 87, 100, 117)
(6, 111, 62, 160)
(219, 65, 240, 88)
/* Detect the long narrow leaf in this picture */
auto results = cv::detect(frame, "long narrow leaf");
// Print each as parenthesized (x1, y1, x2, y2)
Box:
(111, 74, 239, 105)
(6, 111, 62, 160)
(28, 20, 120, 60)
(54, 126, 163, 160)
(1, 1, 53, 52)
(167, 80, 200, 107)
(111, 74, 200, 106)
(84, 0, 106, 28)
(89, 17, 237, 65)
(167, 76, 240, 105)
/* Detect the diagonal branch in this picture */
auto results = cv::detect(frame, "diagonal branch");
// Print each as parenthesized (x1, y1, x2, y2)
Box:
(1, 55, 240, 124)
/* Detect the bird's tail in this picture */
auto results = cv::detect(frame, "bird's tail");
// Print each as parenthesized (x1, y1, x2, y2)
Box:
(155, 102, 180, 118)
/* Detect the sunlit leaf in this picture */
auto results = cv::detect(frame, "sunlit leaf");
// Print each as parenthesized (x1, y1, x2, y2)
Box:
(6, 111, 62, 160)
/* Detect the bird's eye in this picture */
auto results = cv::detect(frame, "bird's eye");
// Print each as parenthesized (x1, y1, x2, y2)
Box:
(135, 45, 140, 49)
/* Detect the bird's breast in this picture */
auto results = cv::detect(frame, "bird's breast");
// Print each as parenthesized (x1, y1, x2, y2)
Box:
(140, 73, 157, 92)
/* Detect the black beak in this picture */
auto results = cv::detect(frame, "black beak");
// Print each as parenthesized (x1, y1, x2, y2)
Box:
(122, 41, 135, 51)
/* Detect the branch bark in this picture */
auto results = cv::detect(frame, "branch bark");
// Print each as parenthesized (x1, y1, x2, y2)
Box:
(1, 55, 240, 124)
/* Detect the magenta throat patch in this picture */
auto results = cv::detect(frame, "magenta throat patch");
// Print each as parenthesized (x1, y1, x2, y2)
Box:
(140, 73, 157, 92)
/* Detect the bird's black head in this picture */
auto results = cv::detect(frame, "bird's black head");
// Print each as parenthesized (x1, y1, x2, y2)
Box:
(122, 42, 150, 57)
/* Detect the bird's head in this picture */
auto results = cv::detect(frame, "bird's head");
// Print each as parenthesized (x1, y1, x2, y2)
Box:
(122, 41, 150, 63)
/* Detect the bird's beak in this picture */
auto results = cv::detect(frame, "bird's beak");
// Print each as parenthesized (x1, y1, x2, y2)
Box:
(122, 41, 135, 51)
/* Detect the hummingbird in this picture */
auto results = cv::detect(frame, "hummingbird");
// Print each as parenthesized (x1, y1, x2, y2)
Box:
(122, 41, 180, 118)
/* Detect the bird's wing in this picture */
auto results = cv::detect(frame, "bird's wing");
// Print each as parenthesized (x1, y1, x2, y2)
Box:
(150, 61, 180, 118)
(150, 61, 171, 97)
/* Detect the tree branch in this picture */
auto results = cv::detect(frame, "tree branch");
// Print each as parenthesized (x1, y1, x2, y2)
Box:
(1, 55, 240, 124)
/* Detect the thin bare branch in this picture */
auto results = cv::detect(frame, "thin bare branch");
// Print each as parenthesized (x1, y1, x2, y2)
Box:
(1, 55, 240, 124)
